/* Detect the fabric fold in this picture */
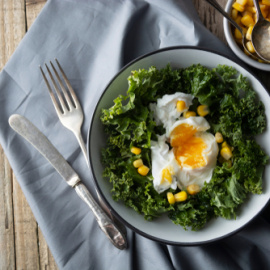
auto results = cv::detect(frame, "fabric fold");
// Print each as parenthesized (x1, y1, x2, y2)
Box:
(0, 0, 269, 269)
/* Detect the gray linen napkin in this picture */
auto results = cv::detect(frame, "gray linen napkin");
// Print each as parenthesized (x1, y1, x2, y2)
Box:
(1, 0, 270, 269)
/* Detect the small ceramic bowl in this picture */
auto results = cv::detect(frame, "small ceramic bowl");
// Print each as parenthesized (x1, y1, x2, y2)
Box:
(88, 46, 270, 245)
(224, 0, 270, 71)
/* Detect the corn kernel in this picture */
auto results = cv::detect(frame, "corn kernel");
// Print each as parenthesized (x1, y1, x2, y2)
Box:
(167, 192, 176, 204)
(246, 25, 253, 40)
(242, 10, 253, 17)
(184, 111, 196, 118)
(236, 0, 248, 5)
(235, 28, 243, 39)
(176, 100, 186, 112)
(222, 141, 234, 152)
(232, 2, 245, 12)
(246, 0, 254, 5)
(246, 41, 255, 53)
(138, 165, 149, 176)
(242, 27, 248, 35)
(221, 141, 229, 148)
(246, 6, 256, 13)
(262, 9, 269, 18)
(215, 132, 224, 143)
(133, 159, 143, 168)
(235, 16, 243, 26)
(197, 105, 209, 117)
(187, 184, 200, 195)
(262, 0, 270, 6)
(174, 191, 187, 202)
(241, 14, 255, 27)
(260, 5, 269, 18)
(220, 147, 233, 160)
(260, 4, 267, 11)
(131, 146, 141, 155)
(231, 8, 238, 20)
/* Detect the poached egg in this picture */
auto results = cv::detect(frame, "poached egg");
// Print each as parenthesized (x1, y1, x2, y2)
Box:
(150, 93, 219, 193)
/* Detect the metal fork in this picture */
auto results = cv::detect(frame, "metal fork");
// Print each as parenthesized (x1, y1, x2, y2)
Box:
(40, 59, 89, 166)
(39, 59, 127, 249)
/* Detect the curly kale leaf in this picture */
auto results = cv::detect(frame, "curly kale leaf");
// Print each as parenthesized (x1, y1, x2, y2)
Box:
(100, 64, 268, 230)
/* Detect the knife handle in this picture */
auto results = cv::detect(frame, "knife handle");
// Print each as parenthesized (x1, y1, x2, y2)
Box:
(74, 183, 127, 250)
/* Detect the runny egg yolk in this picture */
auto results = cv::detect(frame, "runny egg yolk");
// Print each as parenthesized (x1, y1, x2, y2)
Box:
(170, 123, 207, 169)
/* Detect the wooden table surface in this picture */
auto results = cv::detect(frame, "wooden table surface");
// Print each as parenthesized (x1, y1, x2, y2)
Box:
(0, 0, 267, 269)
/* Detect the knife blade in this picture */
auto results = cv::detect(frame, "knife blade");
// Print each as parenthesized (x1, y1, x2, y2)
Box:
(9, 114, 127, 250)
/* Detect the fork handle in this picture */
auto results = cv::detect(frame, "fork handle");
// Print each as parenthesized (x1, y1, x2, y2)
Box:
(74, 131, 127, 239)
(74, 131, 121, 220)
(74, 132, 90, 167)
(74, 182, 127, 250)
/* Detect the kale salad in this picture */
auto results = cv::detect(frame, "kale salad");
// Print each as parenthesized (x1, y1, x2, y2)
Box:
(100, 64, 269, 231)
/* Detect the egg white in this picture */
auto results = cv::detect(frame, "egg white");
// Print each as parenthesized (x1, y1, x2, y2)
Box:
(174, 131, 219, 190)
(151, 135, 178, 193)
(150, 92, 194, 136)
(169, 116, 210, 135)
(150, 93, 219, 194)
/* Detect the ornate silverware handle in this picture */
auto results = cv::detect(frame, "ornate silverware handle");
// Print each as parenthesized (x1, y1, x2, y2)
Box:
(9, 114, 127, 250)
(74, 183, 127, 250)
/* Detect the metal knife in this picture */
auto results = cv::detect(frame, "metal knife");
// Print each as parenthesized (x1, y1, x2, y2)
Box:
(9, 114, 127, 250)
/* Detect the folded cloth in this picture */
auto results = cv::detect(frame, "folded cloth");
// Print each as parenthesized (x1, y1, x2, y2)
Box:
(0, 0, 270, 269)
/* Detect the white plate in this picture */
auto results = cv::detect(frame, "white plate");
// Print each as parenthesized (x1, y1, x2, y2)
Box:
(88, 47, 270, 245)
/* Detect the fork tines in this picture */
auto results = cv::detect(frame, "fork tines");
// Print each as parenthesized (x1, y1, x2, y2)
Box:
(40, 59, 79, 115)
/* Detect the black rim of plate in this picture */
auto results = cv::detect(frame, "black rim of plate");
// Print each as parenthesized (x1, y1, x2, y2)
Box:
(87, 45, 270, 246)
